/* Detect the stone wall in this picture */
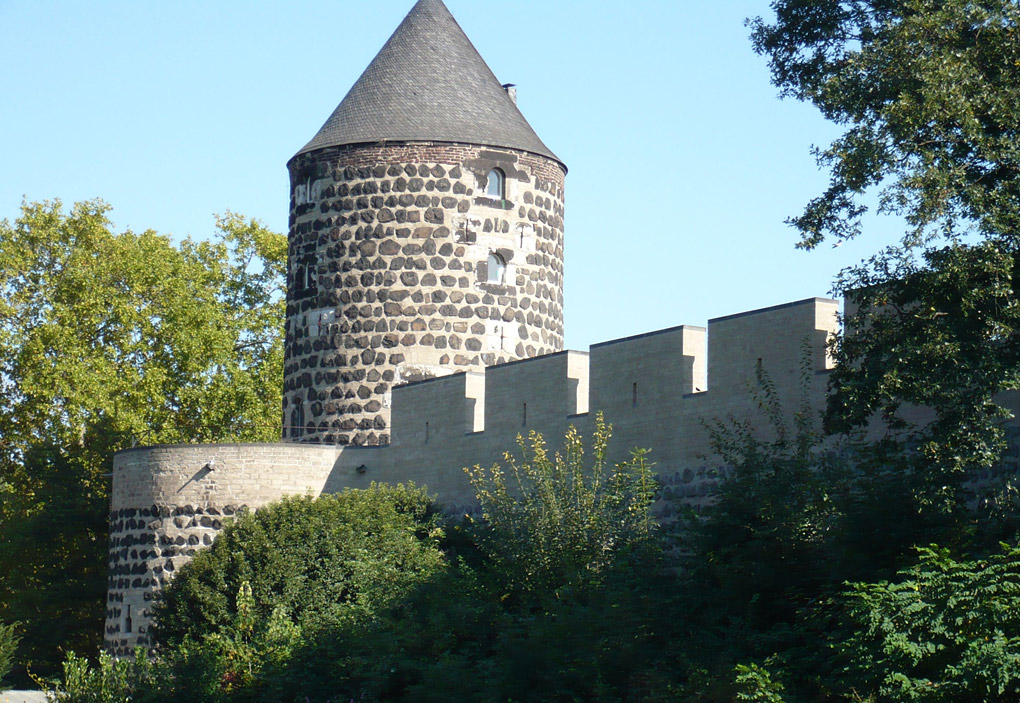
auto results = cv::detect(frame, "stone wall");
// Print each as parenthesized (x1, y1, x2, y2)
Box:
(331, 297, 840, 515)
(108, 297, 847, 651)
(284, 142, 566, 446)
(105, 443, 340, 655)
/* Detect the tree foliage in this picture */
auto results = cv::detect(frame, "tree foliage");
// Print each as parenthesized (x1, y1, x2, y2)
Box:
(271, 420, 672, 703)
(48, 422, 674, 703)
(681, 366, 836, 654)
(0, 621, 18, 689)
(0, 200, 285, 682)
(840, 543, 1020, 702)
(827, 242, 1020, 516)
(673, 364, 992, 701)
(750, 0, 1020, 447)
(750, 0, 1020, 250)
(151, 484, 445, 650)
(751, 0, 1020, 540)
(42, 651, 137, 703)
(465, 413, 657, 602)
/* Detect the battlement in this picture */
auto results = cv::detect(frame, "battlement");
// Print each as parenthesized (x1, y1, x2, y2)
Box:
(327, 296, 839, 501)
(378, 296, 834, 451)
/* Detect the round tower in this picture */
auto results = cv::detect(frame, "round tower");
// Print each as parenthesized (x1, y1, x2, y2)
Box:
(283, 0, 566, 446)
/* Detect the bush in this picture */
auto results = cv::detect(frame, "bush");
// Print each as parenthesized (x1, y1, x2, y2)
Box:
(43, 650, 135, 703)
(840, 543, 1020, 702)
(465, 412, 658, 602)
(266, 418, 674, 703)
(152, 483, 445, 649)
(0, 621, 19, 689)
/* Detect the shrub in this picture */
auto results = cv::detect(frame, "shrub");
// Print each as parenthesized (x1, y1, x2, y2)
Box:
(0, 621, 19, 689)
(840, 543, 1020, 702)
(151, 483, 445, 648)
(465, 412, 657, 602)
(43, 650, 135, 703)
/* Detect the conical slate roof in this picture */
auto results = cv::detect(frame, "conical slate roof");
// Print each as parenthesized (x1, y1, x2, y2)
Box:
(294, 0, 560, 164)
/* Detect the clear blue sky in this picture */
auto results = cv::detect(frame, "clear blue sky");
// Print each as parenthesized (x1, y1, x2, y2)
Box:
(0, 1, 902, 350)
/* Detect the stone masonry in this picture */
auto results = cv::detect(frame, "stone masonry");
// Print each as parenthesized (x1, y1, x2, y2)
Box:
(105, 443, 338, 655)
(284, 144, 565, 446)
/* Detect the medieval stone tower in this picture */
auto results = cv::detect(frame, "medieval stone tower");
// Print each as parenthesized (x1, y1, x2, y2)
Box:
(283, 0, 567, 446)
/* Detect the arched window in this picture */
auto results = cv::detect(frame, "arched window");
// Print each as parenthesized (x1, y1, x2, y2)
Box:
(486, 168, 505, 199)
(488, 252, 506, 284)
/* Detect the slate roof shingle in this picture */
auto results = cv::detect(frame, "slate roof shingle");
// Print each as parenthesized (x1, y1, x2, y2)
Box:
(294, 0, 560, 164)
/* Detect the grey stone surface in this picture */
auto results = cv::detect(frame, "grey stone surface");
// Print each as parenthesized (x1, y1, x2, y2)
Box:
(0, 692, 48, 703)
(285, 142, 565, 446)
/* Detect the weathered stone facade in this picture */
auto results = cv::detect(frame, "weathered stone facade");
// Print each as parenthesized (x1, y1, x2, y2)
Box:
(105, 443, 338, 655)
(284, 143, 566, 446)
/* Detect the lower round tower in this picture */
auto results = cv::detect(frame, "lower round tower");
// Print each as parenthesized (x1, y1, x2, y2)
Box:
(282, 0, 566, 446)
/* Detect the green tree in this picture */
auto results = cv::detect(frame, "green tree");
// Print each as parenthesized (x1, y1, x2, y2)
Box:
(733, 663, 787, 703)
(453, 415, 673, 702)
(465, 413, 658, 602)
(673, 362, 972, 701)
(45, 425, 676, 703)
(839, 543, 1020, 702)
(0, 200, 285, 682)
(750, 0, 1020, 251)
(827, 242, 1020, 519)
(268, 419, 671, 703)
(145, 485, 446, 703)
(674, 365, 842, 701)
(750, 0, 1020, 531)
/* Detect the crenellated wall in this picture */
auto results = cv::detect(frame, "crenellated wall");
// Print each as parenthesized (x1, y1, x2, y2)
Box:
(330, 297, 839, 512)
(107, 296, 844, 650)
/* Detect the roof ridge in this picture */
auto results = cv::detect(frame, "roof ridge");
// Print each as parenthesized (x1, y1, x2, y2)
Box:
(292, 0, 561, 164)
